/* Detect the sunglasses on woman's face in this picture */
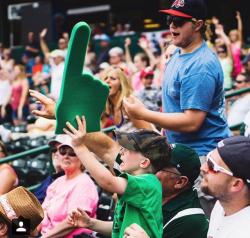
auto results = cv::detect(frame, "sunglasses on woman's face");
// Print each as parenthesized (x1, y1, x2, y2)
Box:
(166, 15, 197, 27)
(58, 146, 76, 157)
(206, 152, 233, 176)
(50, 146, 58, 153)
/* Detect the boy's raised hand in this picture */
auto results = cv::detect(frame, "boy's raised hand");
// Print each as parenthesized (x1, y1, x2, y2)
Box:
(54, 22, 109, 134)
(64, 115, 87, 147)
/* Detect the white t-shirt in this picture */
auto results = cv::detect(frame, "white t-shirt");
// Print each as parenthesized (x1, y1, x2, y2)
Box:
(0, 80, 11, 106)
(49, 60, 65, 100)
(208, 201, 250, 238)
(244, 111, 250, 137)
(227, 94, 250, 126)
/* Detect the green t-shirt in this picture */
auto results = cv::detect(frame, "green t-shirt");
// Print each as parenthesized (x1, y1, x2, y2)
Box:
(162, 188, 209, 238)
(112, 173, 163, 238)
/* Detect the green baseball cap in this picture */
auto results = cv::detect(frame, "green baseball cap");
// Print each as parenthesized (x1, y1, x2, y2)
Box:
(170, 143, 201, 184)
(115, 129, 171, 172)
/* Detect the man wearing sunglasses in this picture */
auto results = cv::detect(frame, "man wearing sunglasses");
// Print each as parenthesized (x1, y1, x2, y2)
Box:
(201, 136, 250, 238)
(123, 0, 229, 215)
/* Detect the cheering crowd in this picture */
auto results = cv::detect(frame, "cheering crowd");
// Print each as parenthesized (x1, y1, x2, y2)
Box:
(1, 0, 250, 237)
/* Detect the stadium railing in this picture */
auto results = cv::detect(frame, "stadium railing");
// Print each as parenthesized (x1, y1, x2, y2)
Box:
(0, 125, 116, 191)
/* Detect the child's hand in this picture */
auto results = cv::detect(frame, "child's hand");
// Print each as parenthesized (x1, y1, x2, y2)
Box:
(67, 208, 92, 228)
(63, 115, 87, 147)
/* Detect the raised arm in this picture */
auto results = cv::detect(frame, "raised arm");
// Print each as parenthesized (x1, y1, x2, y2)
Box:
(138, 37, 157, 67)
(236, 11, 243, 46)
(215, 24, 233, 60)
(124, 38, 137, 73)
(64, 116, 128, 194)
(39, 28, 50, 60)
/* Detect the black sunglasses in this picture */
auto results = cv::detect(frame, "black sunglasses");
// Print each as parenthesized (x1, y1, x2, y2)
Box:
(58, 146, 76, 157)
(166, 15, 196, 27)
(235, 80, 245, 84)
(50, 146, 58, 153)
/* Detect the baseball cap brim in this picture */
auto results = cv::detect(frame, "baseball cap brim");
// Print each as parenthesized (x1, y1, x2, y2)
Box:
(115, 131, 138, 152)
(159, 9, 192, 18)
(48, 134, 73, 148)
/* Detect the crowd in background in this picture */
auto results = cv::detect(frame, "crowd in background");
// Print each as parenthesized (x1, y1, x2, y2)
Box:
(0, 6, 250, 238)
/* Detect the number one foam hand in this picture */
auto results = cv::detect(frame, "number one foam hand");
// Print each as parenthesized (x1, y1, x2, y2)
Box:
(55, 22, 109, 134)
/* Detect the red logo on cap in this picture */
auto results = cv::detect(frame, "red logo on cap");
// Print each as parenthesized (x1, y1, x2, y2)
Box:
(171, 0, 185, 8)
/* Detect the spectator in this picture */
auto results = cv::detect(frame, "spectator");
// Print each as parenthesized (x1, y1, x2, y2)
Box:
(21, 53, 35, 88)
(101, 66, 154, 132)
(32, 56, 50, 95)
(214, 24, 233, 90)
(227, 73, 250, 126)
(228, 11, 243, 78)
(10, 64, 29, 126)
(39, 134, 98, 238)
(113, 23, 125, 37)
(66, 120, 171, 238)
(135, 67, 162, 112)
(124, 37, 150, 91)
(95, 34, 111, 66)
(34, 134, 65, 204)
(24, 31, 40, 58)
(0, 70, 12, 124)
(158, 144, 208, 237)
(0, 140, 19, 195)
(0, 48, 15, 73)
(108, 47, 126, 68)
(201, 136, 250, 238)
(40, 28, 68, 57)
(124, 23, 135, 35)
(123, 0, 229, 216)
(0, 186, 44, 237)
(123, 144, 209, 238)
(46, 49, 65, 100)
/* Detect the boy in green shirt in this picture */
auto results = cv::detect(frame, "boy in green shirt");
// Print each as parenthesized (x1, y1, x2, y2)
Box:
(65, 115, 171, 238)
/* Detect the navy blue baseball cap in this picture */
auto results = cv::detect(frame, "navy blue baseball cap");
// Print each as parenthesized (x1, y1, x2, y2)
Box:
(217, 136, 250, 184)
(160, 0, 207, 20)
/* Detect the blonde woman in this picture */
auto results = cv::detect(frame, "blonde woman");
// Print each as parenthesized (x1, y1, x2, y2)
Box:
(102, 66, 154, 132)
(10, 64, 29, 125)
(29, 66, 155, 132)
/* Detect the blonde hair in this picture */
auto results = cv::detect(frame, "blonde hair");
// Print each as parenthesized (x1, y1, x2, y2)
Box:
(229, 29, 239, 41)
(102, 66, 133, 115)
(15, 64, 26, 80)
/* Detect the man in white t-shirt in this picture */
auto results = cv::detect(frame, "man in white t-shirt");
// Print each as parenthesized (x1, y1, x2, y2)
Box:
(48, 49, 65, 100)
(227, 73, 250, 127)
(200, 136, 250, 238)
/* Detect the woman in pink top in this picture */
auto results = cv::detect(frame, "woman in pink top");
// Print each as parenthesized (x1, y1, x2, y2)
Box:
(229, 11, 243, 77)
(40, 135, 99, 238)
(10, 64, 29, 126)
(0, 140, 19, 195)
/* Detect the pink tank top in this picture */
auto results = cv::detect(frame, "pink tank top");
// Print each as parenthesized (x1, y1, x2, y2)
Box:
(11, 84, 23, 110)
(231, 44, 242, 77)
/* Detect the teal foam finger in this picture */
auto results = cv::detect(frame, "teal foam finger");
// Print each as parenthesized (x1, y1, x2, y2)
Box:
(55, 22, 109, 133)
